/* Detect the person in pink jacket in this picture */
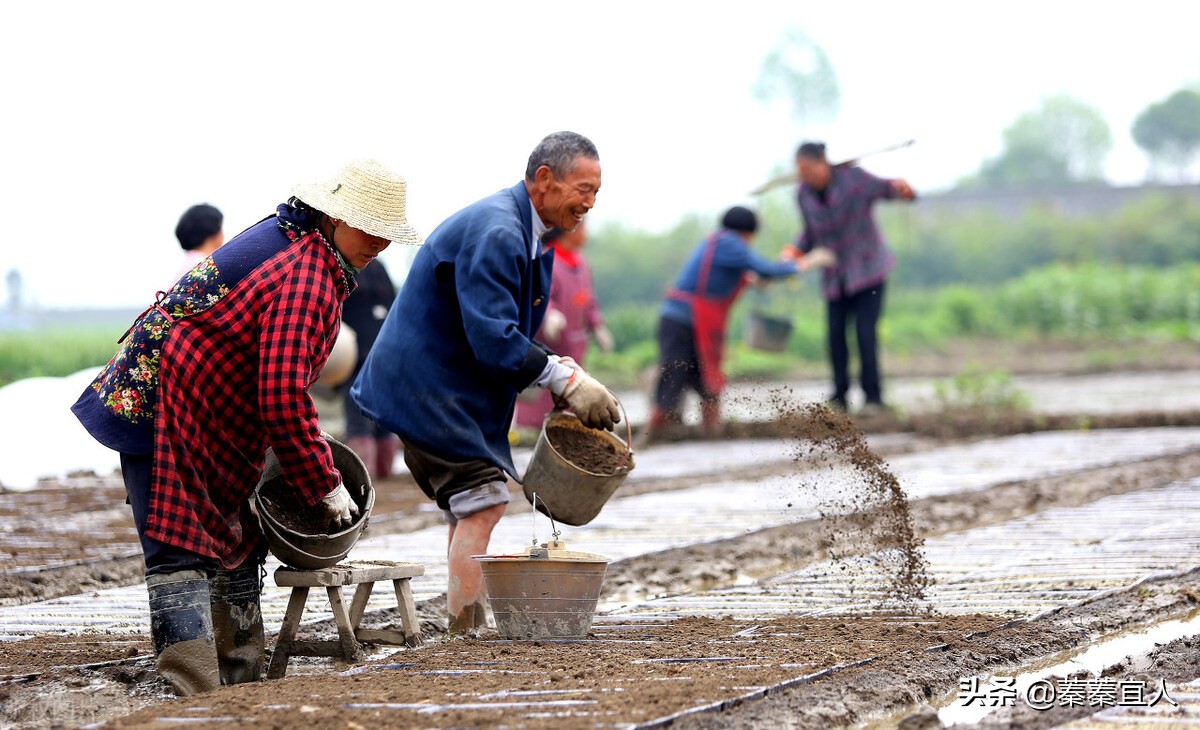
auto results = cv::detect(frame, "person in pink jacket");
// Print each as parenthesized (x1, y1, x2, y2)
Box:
(514, 221, 614, 431)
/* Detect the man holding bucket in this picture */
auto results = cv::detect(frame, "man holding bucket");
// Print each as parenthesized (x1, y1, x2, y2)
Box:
(645, 206, 813, 443)
(353, 131, 620, 634)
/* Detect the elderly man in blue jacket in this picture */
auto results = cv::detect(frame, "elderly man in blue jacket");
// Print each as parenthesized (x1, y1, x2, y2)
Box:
(352, 131, 619, 633)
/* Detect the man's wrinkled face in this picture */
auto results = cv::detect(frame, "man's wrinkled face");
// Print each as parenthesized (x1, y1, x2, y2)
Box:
(533, 156, 601, 230)
(797, 156, 831, 190)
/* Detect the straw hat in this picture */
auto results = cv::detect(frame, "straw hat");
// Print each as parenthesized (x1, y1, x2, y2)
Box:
(292, 159, 423, 245)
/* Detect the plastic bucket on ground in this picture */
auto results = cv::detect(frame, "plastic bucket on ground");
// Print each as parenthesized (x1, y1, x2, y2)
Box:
(744, 310, 794, 352)
(521, 410, 635, 527)
(254, 433, 375, 570)
(476, 540, 609, 639)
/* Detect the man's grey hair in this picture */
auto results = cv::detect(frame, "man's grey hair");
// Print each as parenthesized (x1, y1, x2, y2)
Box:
(525, 131, 599, 181)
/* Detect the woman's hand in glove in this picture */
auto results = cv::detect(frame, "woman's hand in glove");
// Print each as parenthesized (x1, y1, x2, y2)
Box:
(319, 483, 360, 530)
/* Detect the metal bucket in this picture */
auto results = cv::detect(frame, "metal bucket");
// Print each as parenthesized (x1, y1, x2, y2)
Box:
(476, 540, 608, 640)
(254, 433, 375, 570)
(744, 310, 793, 352)
(522, 410, 634, 527)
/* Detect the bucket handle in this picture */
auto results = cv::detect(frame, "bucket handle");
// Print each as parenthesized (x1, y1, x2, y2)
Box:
(611, 393, 633, 471)
(530, 491, 561, 545)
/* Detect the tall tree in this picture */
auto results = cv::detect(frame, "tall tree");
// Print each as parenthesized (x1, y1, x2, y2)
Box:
(961, 95, 1112, 190)
(753, 29, 840, 127)
(1132, 89, 1200, 181)
(4, 269, 21, 311)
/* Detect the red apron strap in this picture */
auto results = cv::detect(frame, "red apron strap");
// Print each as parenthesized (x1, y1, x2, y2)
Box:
(120, 291, 176, 344)
(690, 235, 742, 397)
(695, 234, 718, 297)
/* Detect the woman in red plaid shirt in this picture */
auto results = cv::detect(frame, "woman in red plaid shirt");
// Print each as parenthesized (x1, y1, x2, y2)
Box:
(71, 159, 422, 696)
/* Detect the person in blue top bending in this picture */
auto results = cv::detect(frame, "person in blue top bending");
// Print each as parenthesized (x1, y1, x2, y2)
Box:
(646, 206, 821, 442)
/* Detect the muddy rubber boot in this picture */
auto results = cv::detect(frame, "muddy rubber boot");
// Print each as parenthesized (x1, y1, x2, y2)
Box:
(346, 437, 376, 477)
(210, 565, 265, 685)
(637, 408, 672, 448)
(375, 436, 398, 480)
(147, 571, 220, 696)
(700, 398, 722, 440)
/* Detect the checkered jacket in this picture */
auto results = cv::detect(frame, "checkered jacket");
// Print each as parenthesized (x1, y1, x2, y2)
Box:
(796, 165, 899, 301)
(75, 206, 351, 566)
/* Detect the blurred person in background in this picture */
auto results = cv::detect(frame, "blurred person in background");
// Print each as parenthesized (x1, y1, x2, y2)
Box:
(173, 204, 224, 282)
(781, 141, 915, 416)
(340, 258, 399, 479)
(513, 220, 614, 437)
(71, 160, 422, 696)
(645, 206, 814, 443)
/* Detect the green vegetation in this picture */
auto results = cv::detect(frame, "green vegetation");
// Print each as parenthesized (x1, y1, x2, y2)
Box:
(6, 192, 1200, 392)
(933, 367, 1031, 415)
(1133, 88, 1200, 180)
(0, 327, 119, 388)
(957, 94, 1113, 190)
(584, 191, 1200, 388)
(590, 262, 1200, 388)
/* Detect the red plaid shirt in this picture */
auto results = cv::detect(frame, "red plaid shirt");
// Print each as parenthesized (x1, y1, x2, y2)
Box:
(147, 226, 349, 566)
(74, 206, 352, 566)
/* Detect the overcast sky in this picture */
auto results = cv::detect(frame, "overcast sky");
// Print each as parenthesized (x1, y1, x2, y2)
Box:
(3, 1, 1198, 309)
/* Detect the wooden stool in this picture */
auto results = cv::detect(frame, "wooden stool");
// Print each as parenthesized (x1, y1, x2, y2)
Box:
(267, 560, 425, 679)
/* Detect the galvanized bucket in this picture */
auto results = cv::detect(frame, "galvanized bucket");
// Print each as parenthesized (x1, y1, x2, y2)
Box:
(254, 433, 375, 570)
(476, 540, 609, 640)
(522, 409, 634, 527)
(744, 310, 793, 352)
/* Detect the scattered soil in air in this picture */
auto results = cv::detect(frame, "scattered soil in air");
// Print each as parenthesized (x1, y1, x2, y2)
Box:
(258, 476, 336, 535)
(546, 426, 629, 474)
(765, 389, 932, 606)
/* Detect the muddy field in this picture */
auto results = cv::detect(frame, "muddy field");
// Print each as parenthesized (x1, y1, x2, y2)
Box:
(5, 377, 1200, 729)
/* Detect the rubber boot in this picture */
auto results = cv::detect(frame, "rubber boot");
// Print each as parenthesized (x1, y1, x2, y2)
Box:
(700, 398, 722, 440)
(209, 564, 265, 685)
(147, 570, 220, 696)
(638, 408, 672, 448)
(346, 437, 376, 478)
(375, 435, 398, 480)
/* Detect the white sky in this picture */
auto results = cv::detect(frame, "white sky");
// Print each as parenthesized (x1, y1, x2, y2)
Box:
(2, 1, 1198, 309)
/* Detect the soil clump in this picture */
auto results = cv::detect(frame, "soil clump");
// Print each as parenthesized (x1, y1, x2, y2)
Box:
(258, 476, 335, 535)
(546, 425, 629, 474)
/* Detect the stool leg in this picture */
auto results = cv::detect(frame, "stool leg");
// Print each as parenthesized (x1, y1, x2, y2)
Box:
(392, 578, 423, 647)
(349, 582, 375, 630)
(267, 586, 309, 680)
(327, 587, 363, 662)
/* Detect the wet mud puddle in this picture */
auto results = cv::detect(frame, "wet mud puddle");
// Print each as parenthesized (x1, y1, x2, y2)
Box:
(937, 609, 1200, 726)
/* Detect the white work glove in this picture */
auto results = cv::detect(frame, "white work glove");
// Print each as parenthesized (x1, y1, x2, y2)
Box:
(319, 482, 360, 531)
(594, 325, 615, 353)
(541, 308, 567, 341)
(801, 247, 836, 271)
(549, 363, 620, 431)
